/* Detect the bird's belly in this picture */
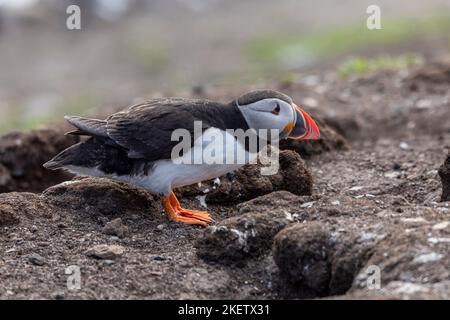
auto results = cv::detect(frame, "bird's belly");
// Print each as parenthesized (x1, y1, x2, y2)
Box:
(171, 162, 243, 188)
(139, 161, 244, 195)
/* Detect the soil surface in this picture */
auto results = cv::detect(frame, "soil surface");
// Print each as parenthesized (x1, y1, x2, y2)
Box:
(0, 60, 449, 299)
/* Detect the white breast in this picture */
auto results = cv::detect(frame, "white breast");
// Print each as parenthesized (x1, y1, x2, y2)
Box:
(132, 128, 256, 195)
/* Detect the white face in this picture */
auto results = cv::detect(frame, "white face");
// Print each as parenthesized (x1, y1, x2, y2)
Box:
(237, 98, 295, 141)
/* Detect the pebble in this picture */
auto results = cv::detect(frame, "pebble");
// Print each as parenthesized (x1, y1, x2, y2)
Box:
(300, 201, 315, 208)
(103, 260, 115, 266)
(102, 218, 129, 238)
(413, 252, 443, 264)
(415, 99, 432, 109)
(28, 254, 45, 266)
(152, 255, 166, 261)
(428, 237, 450, 244)
(399, 142, 410, 150)
(432, 221, 449, 230)
(85, 244, 125, 260)
(349, 186, 364, 191)
(392, 282, 429, 294)
(384, 172, 400, 179)
(196, 195, 208, 208)
(401, 217, 427, 224)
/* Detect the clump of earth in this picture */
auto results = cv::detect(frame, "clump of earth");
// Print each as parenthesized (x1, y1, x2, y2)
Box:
(0, 59, 449, 299)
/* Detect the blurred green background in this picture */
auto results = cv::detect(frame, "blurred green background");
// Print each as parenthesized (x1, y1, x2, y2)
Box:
(0, 0, 449, 133)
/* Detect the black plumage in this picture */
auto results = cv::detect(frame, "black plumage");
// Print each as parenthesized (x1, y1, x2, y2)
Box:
(44, 96, 250, 176)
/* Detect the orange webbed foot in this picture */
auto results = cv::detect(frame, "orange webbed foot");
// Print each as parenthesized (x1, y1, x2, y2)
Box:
(161, 192, 213, 227)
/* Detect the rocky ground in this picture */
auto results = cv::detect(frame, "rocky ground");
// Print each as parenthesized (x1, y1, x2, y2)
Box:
(0, 59, 449, 299)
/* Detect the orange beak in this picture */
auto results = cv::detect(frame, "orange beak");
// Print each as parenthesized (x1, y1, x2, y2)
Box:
(288, 103, 320, 140)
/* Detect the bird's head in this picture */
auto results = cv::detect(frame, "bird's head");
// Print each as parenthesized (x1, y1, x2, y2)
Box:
(235, 90, 320, 141)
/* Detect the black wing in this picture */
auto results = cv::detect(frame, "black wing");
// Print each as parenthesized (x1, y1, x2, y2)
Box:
(106, 98, 216, 161)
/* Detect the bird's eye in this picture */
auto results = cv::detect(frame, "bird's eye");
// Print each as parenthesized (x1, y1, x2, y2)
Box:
(271, 103, 281, 115)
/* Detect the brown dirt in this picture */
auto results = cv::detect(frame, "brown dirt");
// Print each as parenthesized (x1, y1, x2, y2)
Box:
(439, 152, 450, 201)
(0, 60, 449, 299)
(0, 128, 78, 193)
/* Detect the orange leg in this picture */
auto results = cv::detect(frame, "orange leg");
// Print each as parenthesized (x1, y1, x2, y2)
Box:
(161, 192, 212, 227)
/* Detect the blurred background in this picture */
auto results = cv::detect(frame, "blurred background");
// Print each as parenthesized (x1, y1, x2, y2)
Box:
(0, 0, 449, 134)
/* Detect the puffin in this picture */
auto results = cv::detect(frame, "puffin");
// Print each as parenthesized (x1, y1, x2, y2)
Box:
(44, 90, 320, 227)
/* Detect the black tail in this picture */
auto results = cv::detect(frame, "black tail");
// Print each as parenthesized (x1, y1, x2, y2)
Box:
(44, 115, 134, 174)
(43, 141, 96, 170)
(64, 116, 108, 137)
(44, 115, 109, 170)
(44, 137, 134, 176)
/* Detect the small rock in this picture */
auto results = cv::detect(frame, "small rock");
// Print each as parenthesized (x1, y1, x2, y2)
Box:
(196, 195, 208, 208)
(400, 217, 427, 224)
(300, 201, 315, 208)
(103, 260, 115, 266)
(392, 282, 430, 294)
(428, 237, 450, 244)
(85, 244, 124, 260)
(28, 254, 45, 266)
(432, 221, 449, 230)
(102, 218, 129, 238)
(156, 224, 165, 231)
(384, 171, 400, 179)
(399, 142, 410, 150)
(413, 252, 443, 264)
(415, 99, 432, 109)
(393, 162, 402, 170)
(57, 223, 67, 229)
(152, 255, 166, 261)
